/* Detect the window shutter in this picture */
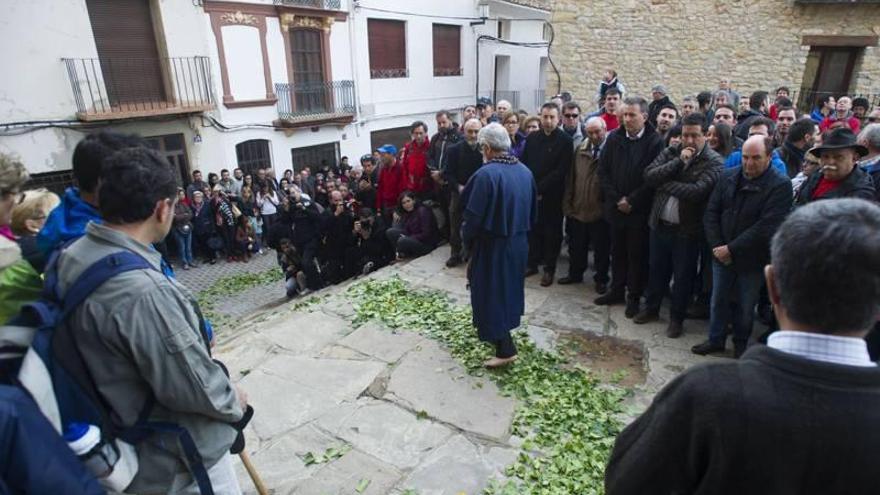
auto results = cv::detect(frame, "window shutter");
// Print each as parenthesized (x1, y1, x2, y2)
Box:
(368, 19, 407, 78)
(85, 0, 165, 105)
(432, 24, 461, 76)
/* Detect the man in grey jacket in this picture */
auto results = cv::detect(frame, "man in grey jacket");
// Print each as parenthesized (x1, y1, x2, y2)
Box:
(56, 147, 247, 494)
(634, 112, 723, 337)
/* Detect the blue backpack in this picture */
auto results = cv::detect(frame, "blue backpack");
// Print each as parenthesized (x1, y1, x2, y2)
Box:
(1, 250, 217, 495)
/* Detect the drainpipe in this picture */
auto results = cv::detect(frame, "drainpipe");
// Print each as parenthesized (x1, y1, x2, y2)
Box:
(348, 0, 361, 124)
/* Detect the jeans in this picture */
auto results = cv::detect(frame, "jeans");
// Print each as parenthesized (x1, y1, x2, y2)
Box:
(173, 228, 195, 266)
(609, 219, 649, 299)
(386, 227, 434, 258)
(565, 217, 611, 284)
(644, 225, 701, 321)
(708, 261, 763, 348)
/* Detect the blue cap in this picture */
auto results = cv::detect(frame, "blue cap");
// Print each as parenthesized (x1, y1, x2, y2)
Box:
(376, 144, 397, 155)
(63, 422, 90, 442)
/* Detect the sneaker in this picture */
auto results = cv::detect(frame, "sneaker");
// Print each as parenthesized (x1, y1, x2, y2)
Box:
(446, 255, 462, 268)
(557, 276, 583, 285)
(666, 320, 684, 338)
(594, 291, 625, 306)
(691, 340, 726, 356)
(540, 272, 554, 287)
(625, 298, 641, 318)
(632, 308, 660, 324)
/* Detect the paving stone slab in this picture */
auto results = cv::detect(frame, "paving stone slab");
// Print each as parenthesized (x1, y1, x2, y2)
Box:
(216, 334, 276, 381)
(524, 325, 558, 352)
(239, 355, 385, 439)
(234, 424, 337, 494)
(290, 449, 402, 495)
(400, 435, 507, 495)
(336, 322, 428, 363)
(315, 398, 454, 469)
(258, 311, 353, 356)
(384, 340, 516, 442)
(529, 292, 607, 333)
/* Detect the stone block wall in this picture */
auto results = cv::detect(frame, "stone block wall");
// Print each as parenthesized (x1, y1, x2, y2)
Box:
(548, 0, 880, 106)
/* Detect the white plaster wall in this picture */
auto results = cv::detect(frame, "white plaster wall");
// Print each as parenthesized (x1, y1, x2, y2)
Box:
(222, 25, 267, 101)
(265, 17, 289, 87)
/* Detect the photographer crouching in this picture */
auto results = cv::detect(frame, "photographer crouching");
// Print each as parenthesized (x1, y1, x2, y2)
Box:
(321, 190, 356, 284)
(345, 207, 393, 277)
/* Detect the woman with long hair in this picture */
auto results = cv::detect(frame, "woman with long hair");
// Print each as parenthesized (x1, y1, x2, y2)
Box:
(707, 122, 735, 159)
(385, 190, 438, 259)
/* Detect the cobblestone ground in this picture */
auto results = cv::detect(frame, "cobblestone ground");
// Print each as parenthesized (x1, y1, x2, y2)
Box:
(173, 250, 288, 323)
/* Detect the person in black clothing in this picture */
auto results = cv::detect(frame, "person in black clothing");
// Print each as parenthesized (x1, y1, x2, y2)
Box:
(595, 96, 665, 317)
(345, 207, 392, 276)
(795, 127, 876, 205)
(321, 190, 356, 283)
(647, 84, 673, 128)
(694, 136, 793, 357)
(442, 118, 483, 267)
(521, 102, 574, 287)
(733, 90, 769, 142)
(606, 198, 880, 495)
(288, 189, 324, 290)
(634, 112, 724, 338)
(775, 118, 818, 179)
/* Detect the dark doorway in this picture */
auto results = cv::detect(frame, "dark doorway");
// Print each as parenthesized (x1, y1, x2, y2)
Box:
(144, 133, 189, 186)
(291, 28, 327, 113)
(799, 46, 860, 110)
(85, 0, 166, 107)
(236, 139, 273, 177)
(370, 126, 411, 153)
(291, 142, 339, 173)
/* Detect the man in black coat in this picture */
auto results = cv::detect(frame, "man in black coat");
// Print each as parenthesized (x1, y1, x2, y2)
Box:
(521, 102, 574, 286)
(442, 118, 483, 267)
(694, 136, 792, 357)
(595, 96, 665, 316)
(795, 127, 876, 205)
(607, 198, 880, 495)
(634, 112, 723, 338)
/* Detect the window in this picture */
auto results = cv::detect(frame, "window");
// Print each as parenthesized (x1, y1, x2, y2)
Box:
(432, 24, 462, 77)
(23, 171, 75, 197)
(236, 139, 272, 177)
(497, 19, 511, 40)
(368, 19, 407, 79)
(290, 27, 328, 113)
(144, 133, 189, 186)
(291, 142, 338, 173)
(370, 126, 410, 153)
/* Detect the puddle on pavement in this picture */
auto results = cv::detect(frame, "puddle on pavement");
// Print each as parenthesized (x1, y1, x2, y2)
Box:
(558, 331, 648, 387)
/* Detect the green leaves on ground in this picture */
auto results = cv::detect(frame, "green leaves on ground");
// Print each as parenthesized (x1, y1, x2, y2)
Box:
(302, 444, 352, 466)
(346, 277, 624, 495)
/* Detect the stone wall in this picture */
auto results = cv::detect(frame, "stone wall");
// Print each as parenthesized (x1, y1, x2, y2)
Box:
(548, 0, 880, 107)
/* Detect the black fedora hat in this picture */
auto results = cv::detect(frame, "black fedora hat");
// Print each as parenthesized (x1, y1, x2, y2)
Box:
(811, 127, 868, 157)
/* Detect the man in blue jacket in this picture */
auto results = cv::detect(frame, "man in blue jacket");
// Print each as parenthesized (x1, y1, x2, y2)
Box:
(37, 132, 144, 257)
(724, 117, 787, 177)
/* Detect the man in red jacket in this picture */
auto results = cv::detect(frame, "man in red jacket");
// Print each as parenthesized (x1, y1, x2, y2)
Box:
(401, 121, 432, 196)
(375, 144, 403, 221)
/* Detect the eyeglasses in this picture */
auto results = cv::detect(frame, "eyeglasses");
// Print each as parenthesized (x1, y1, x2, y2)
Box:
(563, 114, 579, 119)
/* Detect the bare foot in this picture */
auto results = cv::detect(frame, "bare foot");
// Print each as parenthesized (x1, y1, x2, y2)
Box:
(483, 355, 518, 368)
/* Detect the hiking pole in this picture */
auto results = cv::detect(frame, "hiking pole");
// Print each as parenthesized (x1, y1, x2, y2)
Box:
(239, 451, 269, 495)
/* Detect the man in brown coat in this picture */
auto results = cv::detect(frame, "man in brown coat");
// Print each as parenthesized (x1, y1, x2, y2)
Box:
(560, 116, 611, 293)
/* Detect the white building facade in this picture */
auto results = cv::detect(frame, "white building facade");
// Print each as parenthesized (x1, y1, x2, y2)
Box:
(0, 0, 549, 188)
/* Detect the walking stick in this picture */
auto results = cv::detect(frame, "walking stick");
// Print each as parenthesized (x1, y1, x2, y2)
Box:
(239, 451, 269, 495)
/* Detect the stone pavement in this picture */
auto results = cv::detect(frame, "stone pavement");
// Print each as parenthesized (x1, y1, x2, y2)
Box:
(214, 245, 718, 494)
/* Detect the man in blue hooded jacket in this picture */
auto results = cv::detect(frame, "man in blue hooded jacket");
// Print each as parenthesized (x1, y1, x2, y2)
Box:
(37, 132, 145, 257)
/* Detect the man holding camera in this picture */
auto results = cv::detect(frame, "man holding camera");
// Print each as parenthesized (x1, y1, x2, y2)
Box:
(287, 189, 324, 290)
(322, 190, 356, 283)
(346, 207, 392, 277)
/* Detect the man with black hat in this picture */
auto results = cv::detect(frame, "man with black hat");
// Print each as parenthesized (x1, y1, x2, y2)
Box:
(477, 97, 498, 125)
(795, 127, 876, 205)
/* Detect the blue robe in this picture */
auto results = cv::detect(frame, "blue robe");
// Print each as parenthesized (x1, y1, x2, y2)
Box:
(461, 159, 537, 341)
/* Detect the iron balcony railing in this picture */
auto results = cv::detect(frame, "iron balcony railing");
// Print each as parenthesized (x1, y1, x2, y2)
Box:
(273, 0, 342, 9)
(791, 88, 880, 114)
(275, 80, 356, 121)
(62, 56, 214, 119)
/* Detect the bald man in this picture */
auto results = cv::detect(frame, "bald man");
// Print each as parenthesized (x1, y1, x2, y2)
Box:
(560, 117, 611, 292)
(696, 135, 792, 357)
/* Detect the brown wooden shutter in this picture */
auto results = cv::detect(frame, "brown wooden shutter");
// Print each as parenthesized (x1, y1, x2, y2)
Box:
(368, 19, 406, 78)
(432, 24, 461, 76)
(85, 0, 165, 105)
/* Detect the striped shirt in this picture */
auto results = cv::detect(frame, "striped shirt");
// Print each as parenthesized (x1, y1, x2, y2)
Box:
(767, 330, 875, 368)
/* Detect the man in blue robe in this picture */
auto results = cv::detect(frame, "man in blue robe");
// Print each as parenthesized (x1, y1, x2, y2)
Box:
(461, 123, 537, 368)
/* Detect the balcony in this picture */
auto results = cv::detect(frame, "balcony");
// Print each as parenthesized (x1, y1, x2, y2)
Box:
(275, 80, 356, 128)
(63, 56, 214, 121)
(273, 0, 342, 9)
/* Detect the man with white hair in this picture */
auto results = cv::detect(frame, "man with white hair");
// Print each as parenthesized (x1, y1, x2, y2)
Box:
(461, 123, 537, 368)
(443, 118, 483, 267)
(496, 99, 512, 115)
(857, 123, 880, 200)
